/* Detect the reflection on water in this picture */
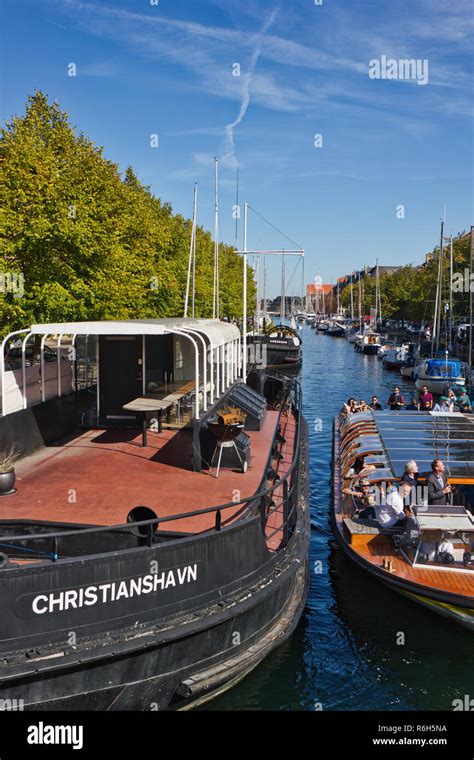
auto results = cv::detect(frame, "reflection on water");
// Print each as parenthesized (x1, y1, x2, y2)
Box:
(203, 328, 473, 711)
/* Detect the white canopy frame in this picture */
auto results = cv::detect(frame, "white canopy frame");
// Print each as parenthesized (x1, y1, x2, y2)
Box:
(0, 329, 30, 415)
(1, 320, 241, 421)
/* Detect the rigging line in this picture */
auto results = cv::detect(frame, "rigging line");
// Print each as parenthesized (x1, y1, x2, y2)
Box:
(247, 205, 303, 252)
(285, 257, 302, 293)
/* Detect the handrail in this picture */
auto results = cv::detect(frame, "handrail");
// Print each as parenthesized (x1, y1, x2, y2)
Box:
(0, 375, 303, 554)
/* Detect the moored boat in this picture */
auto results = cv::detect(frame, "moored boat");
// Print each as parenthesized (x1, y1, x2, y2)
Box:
(249, 323, 302, 371)
(0, 318, 310, 710)
(332, 410, 474, 629)
(326, 321, 345, 337)
(382, 344, 413, 371)
(414, 357, 466, 394)
(354, 331, 382, 354)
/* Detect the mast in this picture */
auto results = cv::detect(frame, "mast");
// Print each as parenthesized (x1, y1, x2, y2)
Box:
(184, 183, 198, 318)
(242, 202, 248, 381)
(470, 226, 474, 376)
(449, 235, 453, 352)
(433, 220, 444, 354)
(255, 254, 260, 330)
(213, 157, 219, 319)
(374, 259, 379, 328)
(350, 273, 354, 321)
(263, 260, 267, 329)
(358, 276, 362, 332)
(280, 256, 285, 322)
(234, 163, 239, 250)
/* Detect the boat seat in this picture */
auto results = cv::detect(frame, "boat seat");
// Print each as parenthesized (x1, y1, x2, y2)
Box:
(343, 517, 380, 535)
(342, 517, 401, 546)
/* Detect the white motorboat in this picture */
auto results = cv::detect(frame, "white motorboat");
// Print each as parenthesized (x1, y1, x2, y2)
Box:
(414, 357, 466, 394)
(355, 331, 382, 354)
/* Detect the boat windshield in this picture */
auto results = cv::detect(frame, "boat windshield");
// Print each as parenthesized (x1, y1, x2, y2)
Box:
(398, 506, 474, 570)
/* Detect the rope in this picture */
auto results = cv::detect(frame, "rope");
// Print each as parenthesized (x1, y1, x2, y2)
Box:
(248, 205, 303, 251)
(0, 542, 58, 560)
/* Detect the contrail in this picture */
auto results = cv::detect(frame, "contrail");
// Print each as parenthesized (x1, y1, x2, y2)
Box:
(224, 6, 279, 165)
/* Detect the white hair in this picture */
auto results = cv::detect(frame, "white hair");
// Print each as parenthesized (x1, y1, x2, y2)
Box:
(405, 460, 417, 474)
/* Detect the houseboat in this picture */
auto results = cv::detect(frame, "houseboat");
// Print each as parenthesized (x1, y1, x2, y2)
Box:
(0, 318, 310, 710)
(333, 410, 474, 629)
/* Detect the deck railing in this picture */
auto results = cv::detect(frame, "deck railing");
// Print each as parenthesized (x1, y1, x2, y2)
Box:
(0, 375, 303, 565)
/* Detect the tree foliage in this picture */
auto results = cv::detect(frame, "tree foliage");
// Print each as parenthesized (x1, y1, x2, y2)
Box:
(0, 92, 255, 335)
(340, 232, 471, 322)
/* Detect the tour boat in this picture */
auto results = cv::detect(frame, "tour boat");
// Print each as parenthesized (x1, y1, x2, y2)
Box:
(333, 410, 474, 630)
(414, 358, 466, 395)
(354, 331, 382, 355)
(0, 318, 310, 710)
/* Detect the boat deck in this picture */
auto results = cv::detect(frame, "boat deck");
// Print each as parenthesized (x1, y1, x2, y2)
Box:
(355, 535, 474, 597)
(5, 410, 294, 547)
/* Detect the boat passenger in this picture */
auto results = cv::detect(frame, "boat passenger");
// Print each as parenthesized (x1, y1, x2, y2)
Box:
(343, 478, 377, 520)
(433, 396, 451, 412)
(343, 456, 376, 481)
(358, 400, 369, 412)
(457, 389, 472, 413)
(426, 459, 452, 506)
(377, 482, 413, 529)
(446, 389, 457, 411)
(406, 397, 419, 410)
(437, 536, 455, 564)
(343, 398, 358, 416)
(418, 386, 433, 411)
(401, 460, 419, 505)
(369, 396, 382, 411)
(387, 386, 405, 410)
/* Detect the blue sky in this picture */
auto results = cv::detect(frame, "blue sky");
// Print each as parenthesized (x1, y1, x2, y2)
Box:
(1, 0, 473, 296)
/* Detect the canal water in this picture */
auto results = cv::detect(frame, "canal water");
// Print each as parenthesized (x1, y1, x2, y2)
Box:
(205, 326, 473, 711)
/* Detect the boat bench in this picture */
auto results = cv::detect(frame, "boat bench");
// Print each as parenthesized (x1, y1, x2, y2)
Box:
(343, 517, 400, 547)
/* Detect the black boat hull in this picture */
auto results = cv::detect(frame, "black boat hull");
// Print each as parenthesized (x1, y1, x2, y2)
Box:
(0, 424, 310, 711)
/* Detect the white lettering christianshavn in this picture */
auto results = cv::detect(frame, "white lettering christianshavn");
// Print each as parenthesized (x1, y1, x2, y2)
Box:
(31, 565, 198, 615)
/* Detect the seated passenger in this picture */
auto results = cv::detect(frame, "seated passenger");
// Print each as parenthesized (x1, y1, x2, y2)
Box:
(406, 397, 419, 410)
(433, 396, 451, 412)
(377, 482, 413, 529)
(343, 455, 376, 481)
(343, 398, 358, 416)
(437, 536, 455, 564)
(418, 386, 433, 411)
(400, 460, 419, 506)
(446, 389, 457, 411)
(369, 396, 383, 411)
(358, 399, 369, 412)
(343, 478, 376, 520)
(457, 389, 472, 413)
(387, 386, 405, 410)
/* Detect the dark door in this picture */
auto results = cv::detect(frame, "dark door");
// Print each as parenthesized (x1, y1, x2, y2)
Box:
(99, 336, 143, 426)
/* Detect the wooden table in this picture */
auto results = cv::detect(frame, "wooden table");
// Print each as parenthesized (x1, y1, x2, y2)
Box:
(122, 397, 174, 446)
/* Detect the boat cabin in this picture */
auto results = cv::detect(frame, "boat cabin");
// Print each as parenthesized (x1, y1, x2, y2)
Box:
(399, 506, 474, 571)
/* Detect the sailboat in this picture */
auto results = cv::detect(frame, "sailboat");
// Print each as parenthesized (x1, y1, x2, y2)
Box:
(414, 221, 467, 394)
(355, 263, 382, 354)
